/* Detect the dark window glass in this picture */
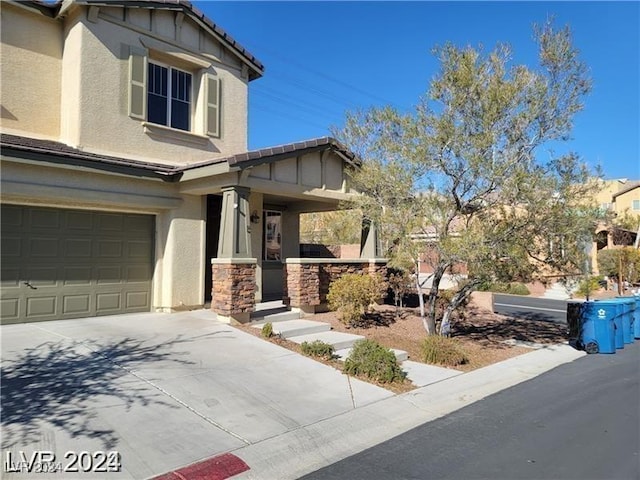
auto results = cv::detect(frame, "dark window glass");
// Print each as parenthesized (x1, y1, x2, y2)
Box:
(147, 62, 191, 131)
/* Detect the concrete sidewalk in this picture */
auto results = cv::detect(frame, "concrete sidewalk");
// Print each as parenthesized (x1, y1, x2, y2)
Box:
(0, 310, 585, 479)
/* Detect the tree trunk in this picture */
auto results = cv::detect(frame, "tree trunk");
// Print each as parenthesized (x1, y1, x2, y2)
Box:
(440, 280, 479, 337)
(423, 263, 448, 335)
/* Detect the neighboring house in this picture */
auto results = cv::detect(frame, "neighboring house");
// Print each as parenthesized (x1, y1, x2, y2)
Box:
(1, 0, 382, 325)
(591, 179, 640, 274)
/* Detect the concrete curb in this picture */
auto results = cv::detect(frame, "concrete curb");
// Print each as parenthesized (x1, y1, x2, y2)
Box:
(232, 344, 586, 480)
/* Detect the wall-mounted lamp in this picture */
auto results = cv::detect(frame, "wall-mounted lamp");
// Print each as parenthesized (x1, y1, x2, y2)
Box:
(250, 210, 261, 224)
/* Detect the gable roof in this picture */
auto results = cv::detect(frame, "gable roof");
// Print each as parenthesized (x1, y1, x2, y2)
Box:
(1, 134, 357, 181)
(15, 0, 264, 80)
(612, 181, 640, 200)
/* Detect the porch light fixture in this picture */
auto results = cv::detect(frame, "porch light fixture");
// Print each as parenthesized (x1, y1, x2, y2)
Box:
(250, 210, 261, 224)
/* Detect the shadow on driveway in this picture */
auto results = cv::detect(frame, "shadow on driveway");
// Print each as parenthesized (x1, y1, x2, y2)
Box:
(1, 333, 224, 450)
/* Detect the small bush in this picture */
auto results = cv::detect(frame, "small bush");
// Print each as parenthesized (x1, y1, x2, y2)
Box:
(300, 340, 335, 360)
(327, 273, 385, 326)
(421, 336, 469, 367)
(344, 339, 407, 384)
(575, 276, 603, 298)
(261, 322, 273, 338)
(477, 282, 530, 296)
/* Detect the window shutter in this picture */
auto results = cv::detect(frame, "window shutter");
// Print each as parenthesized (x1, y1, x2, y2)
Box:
(206, 74, 221, 137)
(128, 46, 147, 120)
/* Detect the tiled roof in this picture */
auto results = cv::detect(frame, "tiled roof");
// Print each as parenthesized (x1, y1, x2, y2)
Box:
(612, 181, 640, 199)
(1, 134, 357, 180)
(183, 137, 357, 170)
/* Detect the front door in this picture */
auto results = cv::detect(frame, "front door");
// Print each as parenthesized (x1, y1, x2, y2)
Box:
(262, 210, 283, 301)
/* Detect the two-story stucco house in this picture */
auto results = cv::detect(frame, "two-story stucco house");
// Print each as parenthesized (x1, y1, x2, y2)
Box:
(1, 0, 384, 325)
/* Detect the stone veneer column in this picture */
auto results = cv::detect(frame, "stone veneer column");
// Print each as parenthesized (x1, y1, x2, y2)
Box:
(211, 186, 256, 324)
(211, 258, 256, 324)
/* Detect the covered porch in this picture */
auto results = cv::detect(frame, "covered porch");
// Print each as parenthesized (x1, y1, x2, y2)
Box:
(179, 137, 386, 323)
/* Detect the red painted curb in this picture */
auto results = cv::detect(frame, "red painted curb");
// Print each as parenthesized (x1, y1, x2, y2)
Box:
(151, 453, 250, 480)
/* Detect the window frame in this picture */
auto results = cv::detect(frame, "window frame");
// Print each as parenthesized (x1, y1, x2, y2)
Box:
(632, 199, 640, 211)
(146, 59, 193, 133)
(263, 210, 282, 262)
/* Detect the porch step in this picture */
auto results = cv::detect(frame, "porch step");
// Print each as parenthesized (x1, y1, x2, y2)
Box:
(288, 331, 365, 351)
(250, 311, 302, 324)
(335, 347, 409, 363)
(251, 319, 329, 339)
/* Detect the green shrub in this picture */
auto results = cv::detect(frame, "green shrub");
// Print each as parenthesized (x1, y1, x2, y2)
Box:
(327, 273, 385, 326)
(477, 282, 530, 295)
(421, 336, 469, 367)
(300, 340, 335, 360)
(261, 322, 273, 338)
(344, 339, 407, 384)
(575, 276, 603, 298)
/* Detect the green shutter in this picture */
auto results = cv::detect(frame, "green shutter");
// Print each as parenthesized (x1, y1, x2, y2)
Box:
(206, 74, 221, 137)
(129, 46, 147, 120)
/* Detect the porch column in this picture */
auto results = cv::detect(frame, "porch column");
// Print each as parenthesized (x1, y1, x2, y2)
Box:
(360, 217, 382, 258)
(211, 186, 257, 324)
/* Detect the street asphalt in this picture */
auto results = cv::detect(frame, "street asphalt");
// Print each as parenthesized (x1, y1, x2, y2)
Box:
(1, 310, 586, 479)
(492, 293, 568, 323)
(302, 341, 640, 480)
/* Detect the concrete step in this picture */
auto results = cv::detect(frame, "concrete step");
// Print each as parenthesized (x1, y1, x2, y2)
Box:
(251, 319, 330, 339)
(250, 310, 302, 324)
(288, 330, 365, 351)
(334, 347, 409, 362)
(400, 360, 463, 387)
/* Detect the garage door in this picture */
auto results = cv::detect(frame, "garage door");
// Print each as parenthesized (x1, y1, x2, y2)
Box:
(1, 204, 154, 324)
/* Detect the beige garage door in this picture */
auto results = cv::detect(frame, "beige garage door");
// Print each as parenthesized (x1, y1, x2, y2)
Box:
(1, 204, 154, 324)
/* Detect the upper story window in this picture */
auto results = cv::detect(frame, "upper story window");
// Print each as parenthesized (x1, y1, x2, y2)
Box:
(632, 199, 640, 211)
(147, 63, 192, 131)
(128, 46, 221, 138)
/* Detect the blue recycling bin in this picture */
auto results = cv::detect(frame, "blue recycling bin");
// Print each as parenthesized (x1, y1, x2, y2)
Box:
(633, 296, 640, 339)
(581, 301, 617, 354)
(614, 297, 634, 345)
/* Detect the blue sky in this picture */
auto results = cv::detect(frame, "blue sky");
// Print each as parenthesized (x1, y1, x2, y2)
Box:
(196, 1, 639, 180)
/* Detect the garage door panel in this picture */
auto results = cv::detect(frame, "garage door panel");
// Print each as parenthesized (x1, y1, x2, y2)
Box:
(126, 265, 151, 283)
(28, 237, 60, 257)
(62, 295, 91, 316)
(65, 211, 94, 230)
(1, 205, 23, 227)
(1, 236, 22, 258)
(64, 238, 93, 257)
(125, 291, 149, 309)
(26, 296, 58, 318)
(98, 240, 123, 258)
(97, 266, 123, 284)
(96, 292, 121, 312)
(1, 298, 20, 320)
(63, 266, 92, 286)
(97, 213, 124, 232)
(1, 268, 21, 287)
(128, 240, 152, 258)
(30, 208, 61, 229)
(1, 205, 154, 324)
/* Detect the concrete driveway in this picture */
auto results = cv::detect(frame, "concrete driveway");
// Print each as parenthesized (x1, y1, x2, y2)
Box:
(1, 310, 393, 479)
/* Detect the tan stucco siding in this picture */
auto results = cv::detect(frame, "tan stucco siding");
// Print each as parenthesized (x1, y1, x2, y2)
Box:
(154, 194, 205, 310)
(614, 187, 640, 215)
(62, 11, 248, 166)
(0, 3, 62, 138)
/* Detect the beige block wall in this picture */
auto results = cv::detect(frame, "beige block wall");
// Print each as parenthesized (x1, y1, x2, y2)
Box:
(0, 3, 62, 139)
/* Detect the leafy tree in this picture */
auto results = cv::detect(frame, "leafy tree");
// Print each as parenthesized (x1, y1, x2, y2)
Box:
(299, 210, 361, 245)
(334, 21, 602, 335)
(598, 247, 640, 291)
